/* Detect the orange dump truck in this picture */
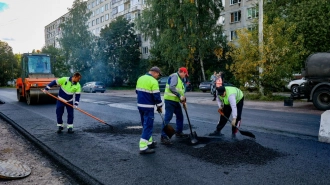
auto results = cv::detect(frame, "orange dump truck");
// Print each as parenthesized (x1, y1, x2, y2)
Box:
(16, 53, 60, 105)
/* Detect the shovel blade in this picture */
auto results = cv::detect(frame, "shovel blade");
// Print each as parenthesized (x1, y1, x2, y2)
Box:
(163, 125, 175, 139)
(190, 131, 198, 144)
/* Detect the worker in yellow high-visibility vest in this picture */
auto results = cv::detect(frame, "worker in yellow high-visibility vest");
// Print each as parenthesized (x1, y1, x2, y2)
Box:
(161, 67, 189, 145)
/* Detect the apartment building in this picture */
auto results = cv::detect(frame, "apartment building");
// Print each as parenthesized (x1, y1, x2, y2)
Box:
(44, 12, 69, 48)
(44, 0, 258, 58)
(44, 0, 150, 58)
(221, 0, 259, 41)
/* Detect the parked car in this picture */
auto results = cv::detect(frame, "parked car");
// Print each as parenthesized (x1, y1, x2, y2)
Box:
(286, 77, 306, 95)
(199, 81, 212, 92)
(82, 81, 106, 93)
(158, 76, 193, 92)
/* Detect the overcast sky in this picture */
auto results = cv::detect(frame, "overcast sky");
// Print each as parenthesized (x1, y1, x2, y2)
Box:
(0, 0, 74, 54)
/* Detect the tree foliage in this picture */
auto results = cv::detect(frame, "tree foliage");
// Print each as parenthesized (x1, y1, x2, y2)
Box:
(0, 40, 18, 86)
(265, 0, 330, 65)
(136, 0, 225, 81)
(98, 17, 141, 86)
(229, 17, 306, 95)
(58, 0, 94, 79)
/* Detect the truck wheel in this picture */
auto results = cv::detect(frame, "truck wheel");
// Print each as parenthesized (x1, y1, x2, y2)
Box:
(313, 88, 330, 110)
(291, 85, 299, 95)
(17, 89, 25, 102)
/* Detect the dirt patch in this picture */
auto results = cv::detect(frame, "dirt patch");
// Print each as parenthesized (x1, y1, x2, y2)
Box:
(0, 118, 74, 184)
(173, 137, 286, 166)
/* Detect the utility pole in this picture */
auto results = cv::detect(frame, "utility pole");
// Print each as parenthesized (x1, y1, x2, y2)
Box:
(258, 0, 264, 95)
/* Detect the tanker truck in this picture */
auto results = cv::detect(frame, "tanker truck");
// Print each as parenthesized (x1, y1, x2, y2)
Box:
(291, 52, 330, 110)
(16, 53, 59, 105)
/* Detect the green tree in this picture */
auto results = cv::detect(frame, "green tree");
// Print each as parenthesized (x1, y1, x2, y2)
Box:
(58, 0, 94, 78)
(265, 0, 330, 67)
(0, 41, 17, 86)
(99, 17, 141, 86)
(228, 17, 306, 95)
(136, 0, 225, 81)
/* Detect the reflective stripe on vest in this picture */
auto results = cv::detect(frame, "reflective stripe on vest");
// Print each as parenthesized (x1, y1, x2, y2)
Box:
(164, 73, 185, 102)
(136, 74, 160, 108)
(218, 87, 243, 105)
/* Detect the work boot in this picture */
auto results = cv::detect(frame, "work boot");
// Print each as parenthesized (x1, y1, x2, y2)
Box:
(67, 128, 74, 134)
(161, 136, 173, 145)
(175, 132, 189, 138)
(212, 98, 216, 101)
(57, 126, 64, 134)
(208, 130, 223, 136)
(139, 148, 155, 154)
(148, 141, 157, 149)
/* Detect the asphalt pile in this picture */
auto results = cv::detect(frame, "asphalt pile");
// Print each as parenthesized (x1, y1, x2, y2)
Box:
(174, 138, 286, 166)
(85, 124, 285, 166)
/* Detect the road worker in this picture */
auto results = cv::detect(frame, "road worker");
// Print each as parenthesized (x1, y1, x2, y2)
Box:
(161, 67, 189, 145)
(209, 85, 244, 138)
(136, 66, 163, 154)
(43, 72, 82, 134)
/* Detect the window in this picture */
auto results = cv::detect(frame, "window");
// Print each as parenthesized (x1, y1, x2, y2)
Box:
(230, 0, 241, 5)
(92, 20, 95, 26)
(112, 7, 118, 15)
(92, 1, 95, 8)
(101, 16, 104, 23)
(143, 47, 149, 54)
(96, 18, 99, 24)
(101, 6, 104, 13)
(105, 14, 109, 20)
(247, 7, 258, 19)
(230, 30, 237, 41)
(105, 3, 109, 10)
(230, 11, 241, 23)
(96, 8, 99, 15)
(97, 0, 100, 5)
(118, 4, 124, 12)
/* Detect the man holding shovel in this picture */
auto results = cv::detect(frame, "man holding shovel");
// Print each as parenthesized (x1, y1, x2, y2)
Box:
(209, 86, 244, 138)
(136, 67, 163, 154)
(161, 67, 189, 145)
(43, 72, 82, 134)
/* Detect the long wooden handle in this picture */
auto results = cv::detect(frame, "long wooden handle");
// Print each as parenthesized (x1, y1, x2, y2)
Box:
(41, 89, 110, 126)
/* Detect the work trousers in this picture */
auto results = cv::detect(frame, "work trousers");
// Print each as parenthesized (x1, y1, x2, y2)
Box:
(216, 97, 244, 134)
(162, 100, 184, 137)
(56, 100, 74, 125)
(138, 108, 154, 141)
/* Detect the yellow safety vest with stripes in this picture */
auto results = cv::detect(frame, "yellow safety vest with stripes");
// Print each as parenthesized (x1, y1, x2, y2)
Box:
(164, 73, 185, 102)
(218, 86, 243, 105)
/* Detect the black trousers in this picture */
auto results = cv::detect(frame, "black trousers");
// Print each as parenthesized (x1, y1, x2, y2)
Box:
(216, 97, 244, 134)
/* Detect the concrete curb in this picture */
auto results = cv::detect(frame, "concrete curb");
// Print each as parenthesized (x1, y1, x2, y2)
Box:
(0, 112, 103, 185)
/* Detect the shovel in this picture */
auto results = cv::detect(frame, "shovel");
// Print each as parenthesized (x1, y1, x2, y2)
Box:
(159, 111, 175, 139)
(182, 103, 198, 144)
(42, 89, 113, 129)
(218, 110, 255, 139)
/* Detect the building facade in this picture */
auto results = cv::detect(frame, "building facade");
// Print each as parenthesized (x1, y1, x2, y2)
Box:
(44, 0, 150, 58)
(44, 0, 259, 58)
(221, 0, 259, 41)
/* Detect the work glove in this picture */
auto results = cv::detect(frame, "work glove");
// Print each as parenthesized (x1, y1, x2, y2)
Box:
(157, 106, 162, 113)
(218, 108, 224, 115)
(231, 118, 237, 127)
(180, 96, 186, 103)
(74, 103, 78, 109)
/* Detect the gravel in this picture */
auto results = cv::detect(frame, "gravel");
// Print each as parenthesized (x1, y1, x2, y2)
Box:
(0, 118, 75, 184)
